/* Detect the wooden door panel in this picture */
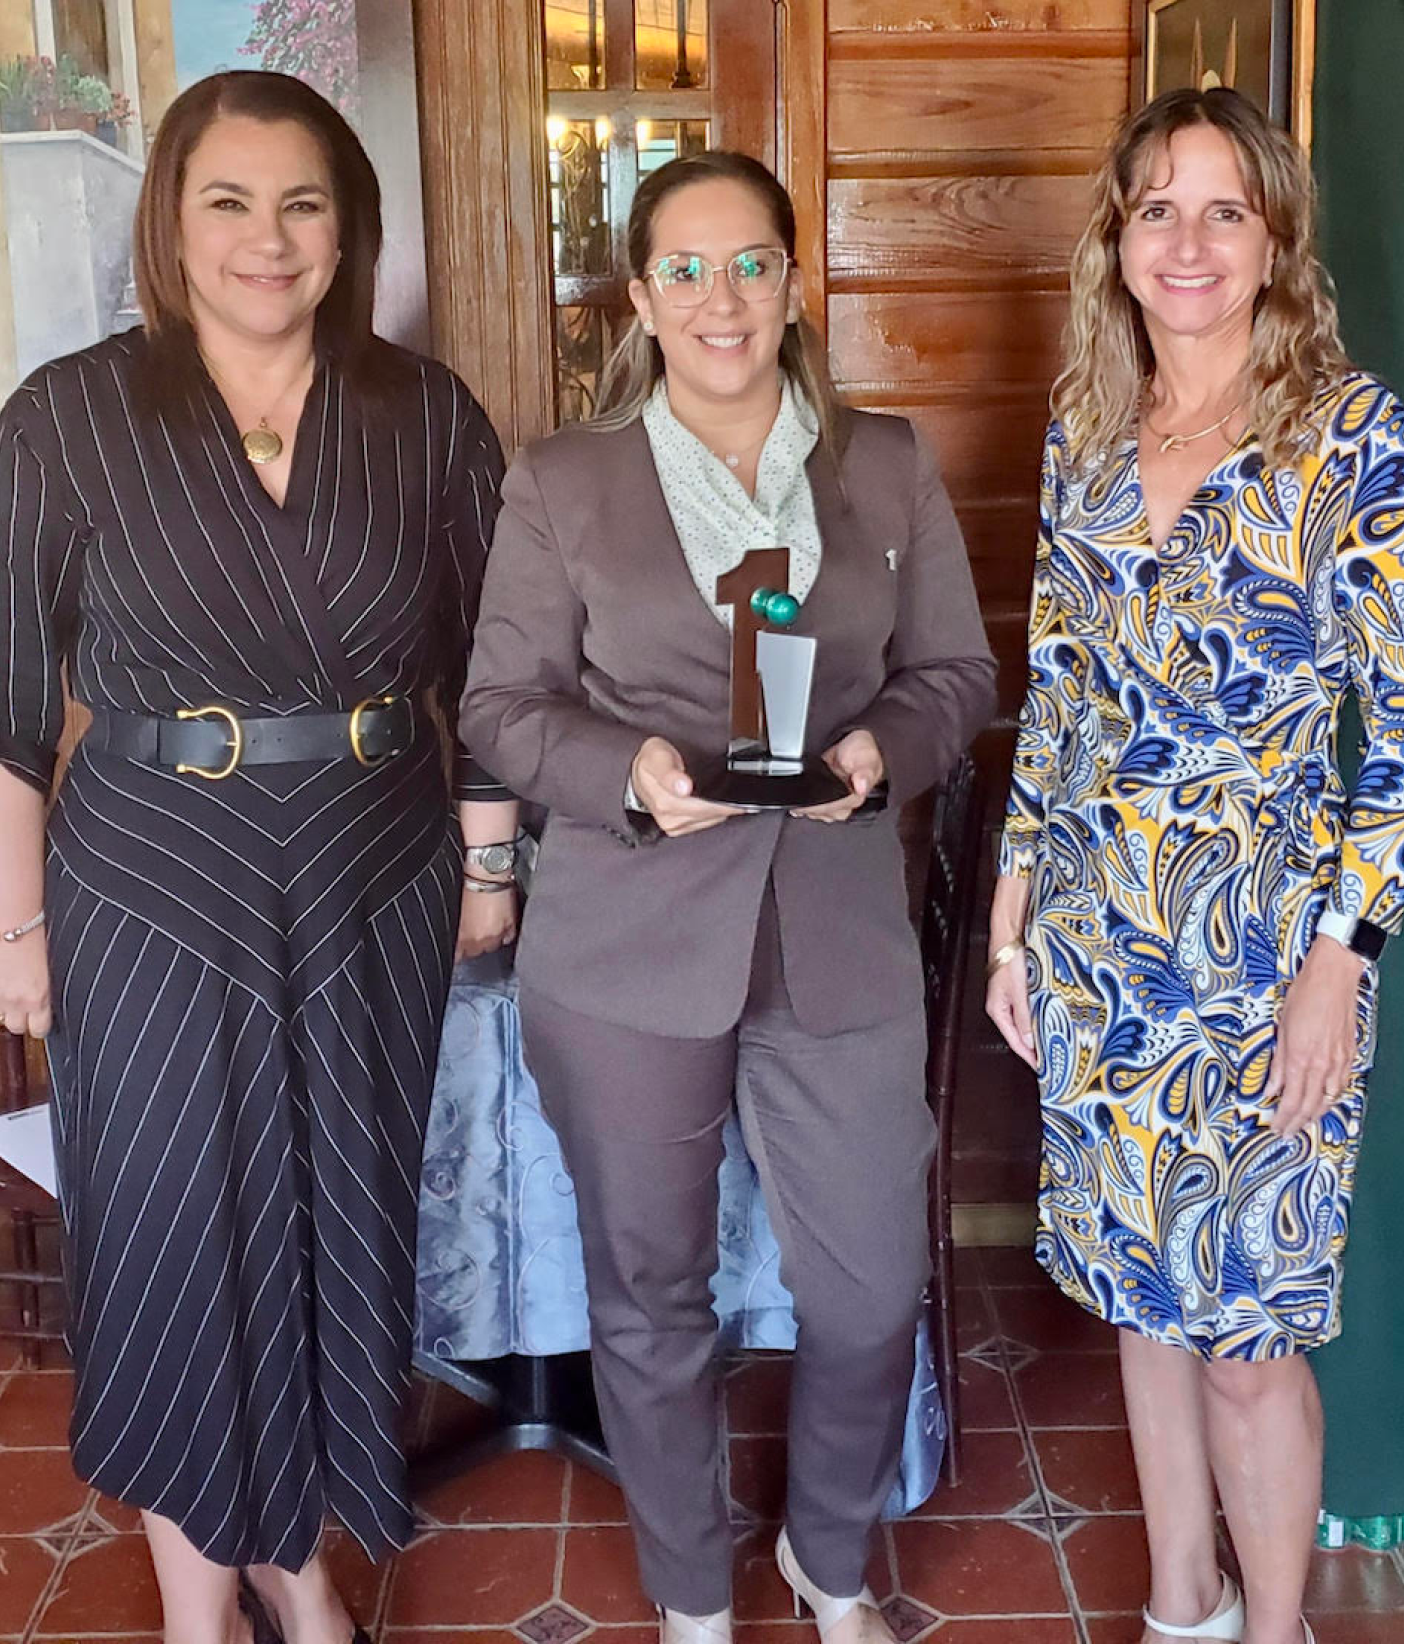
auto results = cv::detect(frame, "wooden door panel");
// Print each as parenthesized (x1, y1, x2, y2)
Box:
(828, 174, 1088, 289)
(893, 394, 1050, 507)
(829, 291, 1067, 389)
(832, 0, 1130, 31)
(820, 0, 1134, 727)
(416, 0, 555, 452)
(954, 500, 1040, 608)
(986, 607, 1038, 714)
(781, 0, 828, 336)
(711, 0, 778, 164)
(829, 53, 1128, 160)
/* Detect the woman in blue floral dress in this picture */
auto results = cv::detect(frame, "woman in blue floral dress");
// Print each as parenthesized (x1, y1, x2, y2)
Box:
(987, 90, 1404, 1644)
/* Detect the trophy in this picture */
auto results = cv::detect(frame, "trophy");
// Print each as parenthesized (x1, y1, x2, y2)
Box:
(693, 546, 851, 810)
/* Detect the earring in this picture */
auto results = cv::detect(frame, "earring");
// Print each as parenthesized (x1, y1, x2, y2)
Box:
(642, 319, 655, 334)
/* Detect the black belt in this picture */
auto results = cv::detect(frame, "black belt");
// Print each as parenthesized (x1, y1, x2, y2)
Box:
(86, 696, 415, 780)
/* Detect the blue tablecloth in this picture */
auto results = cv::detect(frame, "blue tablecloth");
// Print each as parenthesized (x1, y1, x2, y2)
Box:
(413, 957, 944, 1517)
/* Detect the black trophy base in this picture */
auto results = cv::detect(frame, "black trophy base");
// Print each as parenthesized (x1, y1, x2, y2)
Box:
(693, 751, 849, 811)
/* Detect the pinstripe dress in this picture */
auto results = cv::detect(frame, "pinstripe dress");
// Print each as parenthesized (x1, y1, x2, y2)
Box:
(0, 332, 505, 1568)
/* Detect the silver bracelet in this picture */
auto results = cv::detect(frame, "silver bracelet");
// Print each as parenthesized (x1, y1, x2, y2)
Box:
(462, 874, 515, 895)
(2, 910, 45, 944)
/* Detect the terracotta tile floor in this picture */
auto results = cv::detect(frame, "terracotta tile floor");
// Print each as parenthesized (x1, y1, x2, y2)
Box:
(3, 1247, 1403, 1643)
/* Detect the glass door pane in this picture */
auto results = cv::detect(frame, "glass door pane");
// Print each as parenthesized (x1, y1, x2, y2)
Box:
(544, 0, 605, 91)
(542, 0, 753, 426)
(555, 304, 620, 423)
(635, 0, 708, 91)
(636, 117, 709, 177)
(548, 118, 613, 278)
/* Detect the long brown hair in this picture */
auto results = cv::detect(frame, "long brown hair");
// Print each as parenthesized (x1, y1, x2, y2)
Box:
(134, 70, 397, 401)
(1053, 86, 1348, 470)
(591, 150, 846, 460)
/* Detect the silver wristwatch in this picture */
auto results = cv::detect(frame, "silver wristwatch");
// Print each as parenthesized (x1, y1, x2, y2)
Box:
(464, 840, 517, 876)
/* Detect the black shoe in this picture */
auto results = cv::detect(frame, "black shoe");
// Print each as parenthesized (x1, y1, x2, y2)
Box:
(237, 1573, 285, 1644)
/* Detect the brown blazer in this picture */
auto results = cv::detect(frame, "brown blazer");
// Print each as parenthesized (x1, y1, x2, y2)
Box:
(460, 407, 996, 1038)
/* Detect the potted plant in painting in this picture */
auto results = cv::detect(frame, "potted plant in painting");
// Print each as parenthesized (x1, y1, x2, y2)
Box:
(72, 74, 115, 136)
(52, 56, 94, 132)
(0, 58, 26, 131)
(96, 89, 133, 148)
(0, 55, 57, 133)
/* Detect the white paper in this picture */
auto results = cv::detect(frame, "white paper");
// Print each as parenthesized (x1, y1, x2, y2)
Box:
(0, 1103, 57, 1198)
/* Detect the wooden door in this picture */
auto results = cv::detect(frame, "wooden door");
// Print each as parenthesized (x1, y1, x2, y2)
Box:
(414, 0, 778, 453)
(413, 0, 1138, 714)
(793, 0, 1136, 737)
(543, 0, 777, 424)
(799, 2, 1138, 1223)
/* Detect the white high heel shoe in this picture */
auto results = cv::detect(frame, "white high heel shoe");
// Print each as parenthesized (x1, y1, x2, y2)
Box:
(1142, 1571, 1245, 1640)
(658, 1607, 732, 1644)
(775, 1528, 892, 1644)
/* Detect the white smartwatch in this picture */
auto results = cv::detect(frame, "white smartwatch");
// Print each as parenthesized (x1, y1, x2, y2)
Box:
(1316, 906, 1388, 963)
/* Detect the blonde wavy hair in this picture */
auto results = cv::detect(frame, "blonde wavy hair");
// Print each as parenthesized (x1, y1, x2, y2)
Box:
(1053, 87, 1349, 471)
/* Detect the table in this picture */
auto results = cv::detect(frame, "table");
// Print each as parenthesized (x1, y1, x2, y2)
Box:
(410, 953, 945, 1513)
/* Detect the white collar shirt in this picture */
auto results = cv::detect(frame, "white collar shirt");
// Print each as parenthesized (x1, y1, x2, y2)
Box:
(641, 376, 822, 629)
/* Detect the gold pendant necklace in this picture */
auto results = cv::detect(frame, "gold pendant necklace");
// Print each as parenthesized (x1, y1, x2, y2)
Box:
(1146, 402, 1243, 455)
(241, 419, 284, 465)
(199, 349, 303, 467)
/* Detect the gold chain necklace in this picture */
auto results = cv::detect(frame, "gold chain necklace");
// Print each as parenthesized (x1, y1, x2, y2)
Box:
(201, 352, 312, 467)
(1144, 400, 1244, 455)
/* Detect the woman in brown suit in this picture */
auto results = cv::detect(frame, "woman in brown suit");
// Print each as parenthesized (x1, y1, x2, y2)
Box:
(461, 153, 994, 1644)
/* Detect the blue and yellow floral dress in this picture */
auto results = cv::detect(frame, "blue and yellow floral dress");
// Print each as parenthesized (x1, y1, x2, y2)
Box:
(1000, 373, 1404, 1360)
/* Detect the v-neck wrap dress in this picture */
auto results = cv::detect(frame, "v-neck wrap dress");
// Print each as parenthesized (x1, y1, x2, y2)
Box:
(1000, 373, 1404, 1360)
(0, 331, 506, 1566)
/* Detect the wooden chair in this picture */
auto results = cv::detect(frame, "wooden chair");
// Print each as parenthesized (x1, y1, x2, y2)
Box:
(0, 696, 84, 1362)
(920, 753, 984, 1486)
(0, 1030, 65, 1364)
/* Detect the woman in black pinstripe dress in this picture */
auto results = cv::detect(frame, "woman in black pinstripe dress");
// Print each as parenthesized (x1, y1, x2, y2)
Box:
(0, 73, 517, 1642)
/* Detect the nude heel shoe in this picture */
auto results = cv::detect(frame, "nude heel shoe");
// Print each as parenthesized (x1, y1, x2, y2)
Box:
(658, 1606, 733, 1644)
(1142, 1571, 1245, 1640)
(775, 1528, 892, 1644)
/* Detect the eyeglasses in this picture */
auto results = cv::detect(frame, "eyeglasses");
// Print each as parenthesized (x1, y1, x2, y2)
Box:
(646, 247, 792, 308)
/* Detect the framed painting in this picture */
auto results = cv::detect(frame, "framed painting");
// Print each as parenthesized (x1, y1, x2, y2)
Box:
(1134, 0, 1317, 141)
(0, 0, 428, 404)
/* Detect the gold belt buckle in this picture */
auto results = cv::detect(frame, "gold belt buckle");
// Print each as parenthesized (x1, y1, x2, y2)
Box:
(350, 694, 401, 768)
(175, 705, 243, 780)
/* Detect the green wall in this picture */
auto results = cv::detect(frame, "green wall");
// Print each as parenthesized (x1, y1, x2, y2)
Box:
(1313, 0, 1404, 389)
(1310, 0, 1404, 1527)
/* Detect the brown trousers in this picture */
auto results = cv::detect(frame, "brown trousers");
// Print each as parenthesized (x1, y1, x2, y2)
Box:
(519, 897, 934, 1612)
